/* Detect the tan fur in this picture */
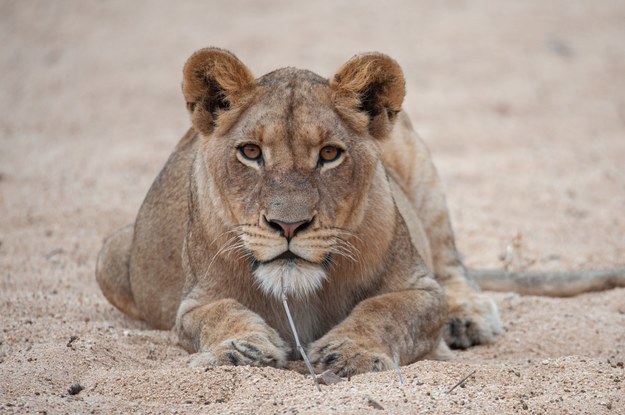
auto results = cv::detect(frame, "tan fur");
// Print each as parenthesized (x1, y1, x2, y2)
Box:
(96, 48, 503, 375)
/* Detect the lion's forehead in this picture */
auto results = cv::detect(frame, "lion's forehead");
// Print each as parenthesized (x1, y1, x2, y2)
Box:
(236, 72, 349, 152)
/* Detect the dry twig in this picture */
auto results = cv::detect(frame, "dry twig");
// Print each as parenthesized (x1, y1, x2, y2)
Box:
(445, 369, 476, 395)
(392, 353, 404, 385)
(281, 278, 321, 391)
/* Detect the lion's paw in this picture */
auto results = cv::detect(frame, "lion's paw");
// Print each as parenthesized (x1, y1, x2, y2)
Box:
(190, 332, 290, 368)
(308, 338, 393, 377)
(444, 289, 503, 349)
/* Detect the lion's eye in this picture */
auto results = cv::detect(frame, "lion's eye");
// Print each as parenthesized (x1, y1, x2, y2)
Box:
(319, 146, 342, 164)
(239, 144, 262, 161)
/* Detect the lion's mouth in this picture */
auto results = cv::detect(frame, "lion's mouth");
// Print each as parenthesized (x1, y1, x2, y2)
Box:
(262, 249, 330, 266)
(261, 250, 311, 265)
(271, 250, 300, 262)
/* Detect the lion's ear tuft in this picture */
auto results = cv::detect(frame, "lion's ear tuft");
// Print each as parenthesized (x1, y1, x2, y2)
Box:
(182, 48, 255, 135)
(330, 53, 405, 139)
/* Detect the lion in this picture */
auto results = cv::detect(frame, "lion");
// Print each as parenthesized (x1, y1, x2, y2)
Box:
(96, 48, 623, 376)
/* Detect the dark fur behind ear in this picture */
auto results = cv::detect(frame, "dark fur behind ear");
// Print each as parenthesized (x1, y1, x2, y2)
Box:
(182, 48, 255, 136)
(330, 53, 405, 139)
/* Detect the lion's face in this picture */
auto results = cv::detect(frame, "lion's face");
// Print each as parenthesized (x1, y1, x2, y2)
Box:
(203, 70, 380, 298)
(182, 49, 405, 298)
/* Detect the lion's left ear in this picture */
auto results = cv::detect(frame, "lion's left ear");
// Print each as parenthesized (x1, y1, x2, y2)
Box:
(330, 53, 406, 139)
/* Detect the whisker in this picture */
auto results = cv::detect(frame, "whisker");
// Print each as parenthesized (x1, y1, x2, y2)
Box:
(332, 233, 367, 276)
(329, 246, 357, 263)
(334, 228, 363, 244)
(203, 233, 243, 277)
(333, 237, 361, 262)
(207, 229, 236, 249)
(222, 242, 248, 261)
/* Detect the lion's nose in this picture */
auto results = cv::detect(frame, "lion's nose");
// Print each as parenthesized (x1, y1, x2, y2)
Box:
(266, 218, 313, 241)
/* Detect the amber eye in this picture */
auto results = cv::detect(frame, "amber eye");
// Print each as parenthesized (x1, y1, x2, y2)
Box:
(239, 144, 262, 161)
(319, 146, 342, 164)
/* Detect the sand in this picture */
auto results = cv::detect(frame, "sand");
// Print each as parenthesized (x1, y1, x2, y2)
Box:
(1, 1, 624, 413)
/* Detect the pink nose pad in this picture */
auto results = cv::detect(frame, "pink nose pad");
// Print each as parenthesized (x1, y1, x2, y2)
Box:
(267, 219, 312, 240)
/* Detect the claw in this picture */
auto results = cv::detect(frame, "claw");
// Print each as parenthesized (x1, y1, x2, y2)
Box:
(225, 351, 240, 365)
(322, 352, 340, 365)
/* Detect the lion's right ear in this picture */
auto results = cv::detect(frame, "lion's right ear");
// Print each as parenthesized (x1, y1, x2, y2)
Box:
(182, 48, 255, 136)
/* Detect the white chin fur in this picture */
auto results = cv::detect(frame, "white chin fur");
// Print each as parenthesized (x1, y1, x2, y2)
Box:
(254, 260, 327, 299)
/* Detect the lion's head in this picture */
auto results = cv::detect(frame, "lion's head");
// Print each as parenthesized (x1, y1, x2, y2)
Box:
(182, 48, 406, 299)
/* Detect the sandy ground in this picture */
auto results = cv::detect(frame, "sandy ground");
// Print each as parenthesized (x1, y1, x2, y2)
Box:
(1, 1, 624, 413)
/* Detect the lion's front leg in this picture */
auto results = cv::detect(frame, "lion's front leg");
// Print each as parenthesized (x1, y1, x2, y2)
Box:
(423, 196, 503, 348)
(308, 278, 446, 377)
(391, 124, 504, 348)
(175, 298, 290, 368)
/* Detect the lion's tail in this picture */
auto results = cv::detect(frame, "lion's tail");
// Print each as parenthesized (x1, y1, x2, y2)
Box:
(468, 268, 625, 297)
(96, 224, 143, 320)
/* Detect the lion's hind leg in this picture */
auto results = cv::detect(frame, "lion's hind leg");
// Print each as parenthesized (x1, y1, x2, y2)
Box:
(96, 224, 142, 321)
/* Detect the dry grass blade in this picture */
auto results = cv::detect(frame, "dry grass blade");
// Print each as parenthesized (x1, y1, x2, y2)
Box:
(392, 353, 404, 385)
(281, 278, 321, 392)
(445, 369, 476, 394)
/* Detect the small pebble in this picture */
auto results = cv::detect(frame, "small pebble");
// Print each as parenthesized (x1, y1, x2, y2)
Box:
(68, 384, 83, 395)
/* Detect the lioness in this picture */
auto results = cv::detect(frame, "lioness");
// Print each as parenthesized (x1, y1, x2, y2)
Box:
(96, 48, 503, 375)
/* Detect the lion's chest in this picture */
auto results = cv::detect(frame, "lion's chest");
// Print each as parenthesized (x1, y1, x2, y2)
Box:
(249, 293, 350, 358)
